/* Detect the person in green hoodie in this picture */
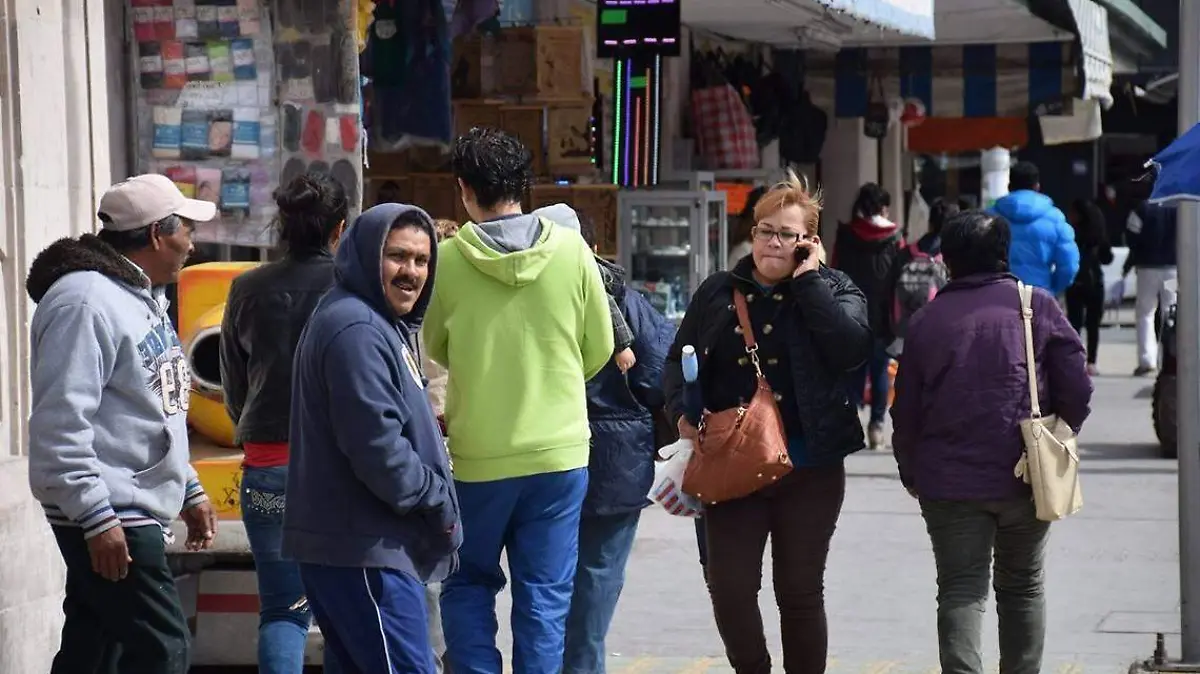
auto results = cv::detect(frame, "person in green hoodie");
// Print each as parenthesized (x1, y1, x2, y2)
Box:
(423, 127, 614, 674)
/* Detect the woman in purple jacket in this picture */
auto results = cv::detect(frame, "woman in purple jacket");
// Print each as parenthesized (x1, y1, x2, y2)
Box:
(890, 210, 1093, 674)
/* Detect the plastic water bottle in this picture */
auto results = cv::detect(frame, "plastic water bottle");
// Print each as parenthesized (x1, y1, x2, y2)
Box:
(682, 345, 699, 383)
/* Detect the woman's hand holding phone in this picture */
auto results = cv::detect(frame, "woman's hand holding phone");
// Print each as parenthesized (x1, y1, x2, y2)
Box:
(793, 235, 821, 278)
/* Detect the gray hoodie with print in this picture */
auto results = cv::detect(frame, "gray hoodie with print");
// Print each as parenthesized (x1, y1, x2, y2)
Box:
(25, 235, 206, 539)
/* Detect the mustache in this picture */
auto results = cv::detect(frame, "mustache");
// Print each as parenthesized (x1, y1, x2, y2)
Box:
(391, 276, 419, 290)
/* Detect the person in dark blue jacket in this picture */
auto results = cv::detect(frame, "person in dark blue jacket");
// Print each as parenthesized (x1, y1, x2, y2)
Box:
(1124, 200, 1178, 375)
(283, 203, 461, 674)
(563, 217, 675, 674)
(991, 161, 1079, 295)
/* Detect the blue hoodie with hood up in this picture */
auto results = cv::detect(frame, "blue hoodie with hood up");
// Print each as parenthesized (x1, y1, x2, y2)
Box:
(283, 203, 460, 581)
(991, 189, 1080, 295)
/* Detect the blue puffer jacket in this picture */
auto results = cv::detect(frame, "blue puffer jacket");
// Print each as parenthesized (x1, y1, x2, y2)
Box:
(582, 288, 675, 518)
(991, 190, 1079, 295)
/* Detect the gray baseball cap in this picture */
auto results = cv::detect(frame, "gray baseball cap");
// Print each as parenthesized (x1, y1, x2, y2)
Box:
(97, 174, 218, 232)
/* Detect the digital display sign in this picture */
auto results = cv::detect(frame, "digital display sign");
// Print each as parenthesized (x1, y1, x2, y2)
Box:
(596, 0, 681, 58)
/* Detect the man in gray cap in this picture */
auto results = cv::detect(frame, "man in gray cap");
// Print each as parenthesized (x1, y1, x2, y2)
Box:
(25, 174, 219, 674)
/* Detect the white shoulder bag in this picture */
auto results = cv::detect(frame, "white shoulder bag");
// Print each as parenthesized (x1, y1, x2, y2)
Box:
(1014, 282, 1084, 521)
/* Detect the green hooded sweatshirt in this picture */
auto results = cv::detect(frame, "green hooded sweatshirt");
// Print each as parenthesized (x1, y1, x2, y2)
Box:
(422, 215, 615, 482)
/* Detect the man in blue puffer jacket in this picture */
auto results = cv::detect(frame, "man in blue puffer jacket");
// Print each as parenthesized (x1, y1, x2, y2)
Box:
(991, 161, 1080, 295)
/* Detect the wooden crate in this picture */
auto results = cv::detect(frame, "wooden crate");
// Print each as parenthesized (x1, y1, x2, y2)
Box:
(546, 99, 595, 176)
(571, 185, 619, 258)
(499, 105, 546, 176)
(454, 100, 504, 139)
(529, 183, 619, 258)
(493, 26, 585, 99)
(451, 34, 485, 99)
(365, 176, 413, 208)
(410, 173, 464, 223)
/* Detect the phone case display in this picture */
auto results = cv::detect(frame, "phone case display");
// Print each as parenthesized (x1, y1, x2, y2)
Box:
(619, 190, 728, 323)
(132, 0, 279, 247)
(276, 0, 363, 220)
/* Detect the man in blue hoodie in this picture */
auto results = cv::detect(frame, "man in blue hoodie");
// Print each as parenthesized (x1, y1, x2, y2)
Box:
(284, 203, 461, 674)
(991, 161, 1079, 295)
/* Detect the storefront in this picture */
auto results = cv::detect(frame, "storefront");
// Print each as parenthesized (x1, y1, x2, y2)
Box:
(128, 0, 362, 256)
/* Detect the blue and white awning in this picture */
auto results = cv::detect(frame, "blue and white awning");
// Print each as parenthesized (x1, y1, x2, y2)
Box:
(803, 41, 1081, 119)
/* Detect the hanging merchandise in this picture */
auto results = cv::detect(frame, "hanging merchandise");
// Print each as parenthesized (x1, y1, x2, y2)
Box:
(276, 0, 364, 212)
(132, 0, 279, 246)
(364, 0, 452, 149)
(689, 50, 759, 171)
(863, 74, 889, 140)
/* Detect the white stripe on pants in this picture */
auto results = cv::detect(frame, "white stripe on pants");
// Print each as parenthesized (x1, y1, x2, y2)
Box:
(1135, 266, 1178, 369)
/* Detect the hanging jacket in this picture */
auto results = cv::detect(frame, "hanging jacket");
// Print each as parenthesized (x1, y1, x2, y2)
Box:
(583, 289, 674, 517)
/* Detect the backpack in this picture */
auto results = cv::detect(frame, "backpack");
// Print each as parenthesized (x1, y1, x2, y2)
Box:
(890, 244, 949, 344)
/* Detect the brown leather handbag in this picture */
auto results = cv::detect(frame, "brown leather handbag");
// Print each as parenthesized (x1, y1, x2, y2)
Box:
(682, 290, 793, 504)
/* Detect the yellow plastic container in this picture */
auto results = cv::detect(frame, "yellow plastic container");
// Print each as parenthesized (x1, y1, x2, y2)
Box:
(178, 262, 259, 447)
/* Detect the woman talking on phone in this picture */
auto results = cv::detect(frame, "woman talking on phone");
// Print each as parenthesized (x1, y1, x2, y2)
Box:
(663, 170, 871, 674)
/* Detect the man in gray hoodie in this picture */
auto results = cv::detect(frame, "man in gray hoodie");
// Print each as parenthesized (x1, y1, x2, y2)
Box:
(25, 174, 220, 674)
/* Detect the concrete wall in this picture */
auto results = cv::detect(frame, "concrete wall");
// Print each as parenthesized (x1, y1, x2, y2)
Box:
(0, 1, 120, 671)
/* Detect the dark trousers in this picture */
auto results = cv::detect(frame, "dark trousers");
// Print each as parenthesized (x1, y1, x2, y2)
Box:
(704, 464, 846, 674)
(300, 563, 436, 674)
(1065, 285, 1104, 364)
(50, 525, 190, 674)
(920, 499, 1051, 674)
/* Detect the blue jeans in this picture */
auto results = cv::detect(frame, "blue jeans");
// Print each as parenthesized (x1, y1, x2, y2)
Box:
(563, 511, 642, 674)
(441, 468, 589, 674)
(242, 465, 323, 674)
(850, 339, 891, 425)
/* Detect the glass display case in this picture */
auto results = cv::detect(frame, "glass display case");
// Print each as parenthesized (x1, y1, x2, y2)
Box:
(618, 189, 728, 323)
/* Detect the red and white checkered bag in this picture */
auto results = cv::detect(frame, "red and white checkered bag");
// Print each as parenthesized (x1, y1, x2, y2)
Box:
(692, 84, 760, 170)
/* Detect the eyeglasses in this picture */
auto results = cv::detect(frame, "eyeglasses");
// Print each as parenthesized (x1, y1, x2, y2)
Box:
(752, 226, 805, 245)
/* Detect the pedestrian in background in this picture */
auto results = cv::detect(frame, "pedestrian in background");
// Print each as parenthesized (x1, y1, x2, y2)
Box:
(991, 161, 1079, 297)
(26, 174, 219, 673)
(285, 205, 460, 674)
(220, 172, 348, 674)
(563, 216, 674, 674)
(832, 182, 903, 449)
(666, 170, 871, 674)
(1064, 198, 1113, 376)
(891, 210, 1092, 674)
(1124, 199, 1178, 376)
(424, 128, 613, 674)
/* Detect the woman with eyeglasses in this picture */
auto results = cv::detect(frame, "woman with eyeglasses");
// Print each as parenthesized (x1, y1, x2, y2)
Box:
(663, 170, 871, 674)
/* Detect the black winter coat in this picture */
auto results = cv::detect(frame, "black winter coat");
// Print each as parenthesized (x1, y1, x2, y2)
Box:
(663, 259, 871, 465)
(220, 252, 336, 445)
(583, 287, 676, 517)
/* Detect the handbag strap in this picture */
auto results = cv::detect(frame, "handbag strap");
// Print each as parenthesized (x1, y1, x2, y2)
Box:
(1018, 282, 1042, 418)
(732, 290, 765, 379)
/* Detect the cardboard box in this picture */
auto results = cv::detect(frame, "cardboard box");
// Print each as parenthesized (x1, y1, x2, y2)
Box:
(493, 26, 585, 99)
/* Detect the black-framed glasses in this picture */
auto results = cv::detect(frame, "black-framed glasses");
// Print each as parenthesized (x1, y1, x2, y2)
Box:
(752, 226, 805, 245)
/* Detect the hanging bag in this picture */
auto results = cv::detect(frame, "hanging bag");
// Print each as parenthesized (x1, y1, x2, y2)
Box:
(1013, 282, 1084, 521)
(691, 51, 760, 170)
(682, 290, 792, 504)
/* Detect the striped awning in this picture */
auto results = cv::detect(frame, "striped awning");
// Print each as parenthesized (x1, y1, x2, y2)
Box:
(802, 41, 1081, 119)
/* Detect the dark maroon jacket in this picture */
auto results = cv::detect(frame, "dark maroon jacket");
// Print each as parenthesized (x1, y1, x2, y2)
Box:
(890, 273, 1092, 501)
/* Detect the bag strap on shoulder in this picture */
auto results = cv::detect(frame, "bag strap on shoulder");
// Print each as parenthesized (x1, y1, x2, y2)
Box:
(1018, 282, 1042, 418)
(732, 290, 766, 379)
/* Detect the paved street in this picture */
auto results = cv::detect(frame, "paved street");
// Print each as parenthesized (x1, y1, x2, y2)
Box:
(488, 328, 1180, 674)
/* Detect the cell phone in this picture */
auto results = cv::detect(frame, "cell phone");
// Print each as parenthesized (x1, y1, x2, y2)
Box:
(794, 237, 811, 263)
